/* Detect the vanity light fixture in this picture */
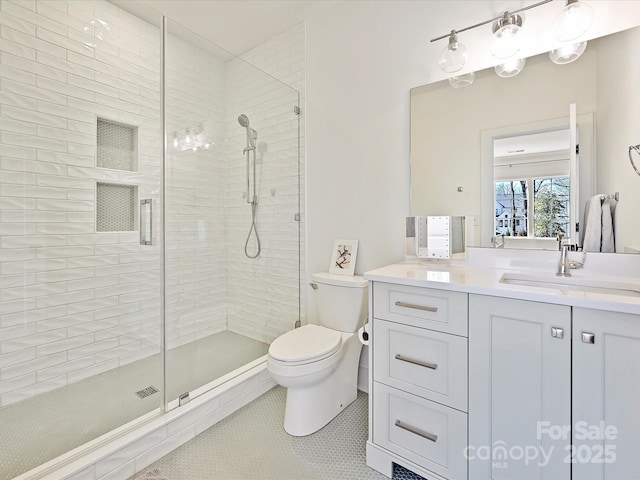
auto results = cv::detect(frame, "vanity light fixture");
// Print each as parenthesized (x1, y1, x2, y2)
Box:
(430, 0, 594, 85)
(430, 1, 552, 80)
(438, 30, 467, 73)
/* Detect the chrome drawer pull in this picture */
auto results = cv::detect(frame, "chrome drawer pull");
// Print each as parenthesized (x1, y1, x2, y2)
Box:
(395, 420, 438, 443)
(395, 354, 438, 370)
(394, 301, 438, 313)
(582, 332, 595, 344)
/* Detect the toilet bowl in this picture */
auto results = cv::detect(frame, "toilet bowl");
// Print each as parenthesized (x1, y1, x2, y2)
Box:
(267, 273, 368, 436)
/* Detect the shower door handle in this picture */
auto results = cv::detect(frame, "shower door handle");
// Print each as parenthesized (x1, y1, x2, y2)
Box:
(140, 199, 153, 245)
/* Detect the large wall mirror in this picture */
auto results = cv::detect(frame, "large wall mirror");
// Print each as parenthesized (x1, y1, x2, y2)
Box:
(411, 25, 640, 253)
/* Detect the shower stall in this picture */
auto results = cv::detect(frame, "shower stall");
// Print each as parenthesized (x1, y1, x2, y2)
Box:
(0, 1, 302, 478)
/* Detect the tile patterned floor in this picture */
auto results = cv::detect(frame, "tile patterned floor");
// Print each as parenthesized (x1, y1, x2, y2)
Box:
(131, 386, 425, 480)
(0, 331, 267, 480)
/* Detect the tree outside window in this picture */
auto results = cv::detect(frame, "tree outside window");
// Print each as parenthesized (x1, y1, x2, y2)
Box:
(495, 176, 569, 238)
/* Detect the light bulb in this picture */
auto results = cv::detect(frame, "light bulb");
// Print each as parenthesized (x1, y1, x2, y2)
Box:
(495, 57, 526, 78)
(549, 41, 587, 64)
(492, 12, 523, 59)
(448, 72, 475, 89)
(492, 23, 521, 59)
(438, 31, 467, 74)
(553, 0, 594, 42)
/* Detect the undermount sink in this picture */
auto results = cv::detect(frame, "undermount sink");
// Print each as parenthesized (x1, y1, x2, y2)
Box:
(499, 272, 640, 297)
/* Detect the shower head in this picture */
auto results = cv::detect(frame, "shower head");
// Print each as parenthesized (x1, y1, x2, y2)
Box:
(238, 114, 250, 128)
(238, 114, 256, 149)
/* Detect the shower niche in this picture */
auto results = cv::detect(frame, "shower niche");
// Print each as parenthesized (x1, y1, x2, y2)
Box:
(97, 117, 139, 172)
(96, 182, 138, 232)
(95, 117, 141, 233)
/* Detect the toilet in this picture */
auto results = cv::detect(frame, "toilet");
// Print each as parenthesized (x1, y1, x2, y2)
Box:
(267, 272, 368, 436)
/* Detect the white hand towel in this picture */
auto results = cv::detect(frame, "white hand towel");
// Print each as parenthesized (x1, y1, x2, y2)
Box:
(601, 198, 616, 252)
(583, 195, 604, 252)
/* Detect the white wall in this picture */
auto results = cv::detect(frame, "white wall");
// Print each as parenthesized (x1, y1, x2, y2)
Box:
(596, 26, 640, 252)
(0, 0, 164, 406)
(303, 0, 640, 302)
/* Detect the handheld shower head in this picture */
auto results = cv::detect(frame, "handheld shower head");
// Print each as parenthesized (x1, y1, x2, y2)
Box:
(238, 114, 250, 128)
(238, 113, 256, 149)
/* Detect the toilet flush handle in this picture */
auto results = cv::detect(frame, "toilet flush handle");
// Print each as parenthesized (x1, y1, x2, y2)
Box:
(309, 282, 318, 290)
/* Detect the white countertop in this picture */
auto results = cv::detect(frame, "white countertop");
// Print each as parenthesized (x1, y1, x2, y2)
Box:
(364, 249, 640, 316)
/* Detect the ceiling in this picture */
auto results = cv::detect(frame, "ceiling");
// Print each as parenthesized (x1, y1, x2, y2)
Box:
(111, 0, 321, 56)
(113, 1, 542, 58)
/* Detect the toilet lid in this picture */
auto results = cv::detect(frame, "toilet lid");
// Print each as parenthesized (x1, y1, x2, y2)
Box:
(269, 324, 342, 363)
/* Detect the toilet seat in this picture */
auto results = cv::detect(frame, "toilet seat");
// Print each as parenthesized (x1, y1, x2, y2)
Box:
(269, 324, 342, 366)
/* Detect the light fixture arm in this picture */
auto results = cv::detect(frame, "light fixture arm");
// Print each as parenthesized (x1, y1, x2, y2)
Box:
(430, 0, 552, 43)
(448, 30, 460, 50)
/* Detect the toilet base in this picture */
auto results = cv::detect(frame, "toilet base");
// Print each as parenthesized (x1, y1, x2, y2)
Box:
(281, 333, 362, 436)
(283, 374, 358, 436)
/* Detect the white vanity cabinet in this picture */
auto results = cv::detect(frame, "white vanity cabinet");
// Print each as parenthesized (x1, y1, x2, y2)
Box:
(468, 295, 571, 480)
(367, 282, 469, 480)
(572, 308, 640, 479)
(365, 260, 640, 480)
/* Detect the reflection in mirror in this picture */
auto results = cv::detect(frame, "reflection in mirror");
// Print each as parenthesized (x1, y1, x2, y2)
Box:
(493, 128, 571, 247)
(410, 26, 640, 253)
(480, 111, 591, 250)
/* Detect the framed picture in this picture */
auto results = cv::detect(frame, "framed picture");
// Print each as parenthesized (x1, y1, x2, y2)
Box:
(329, 239, 359, 276)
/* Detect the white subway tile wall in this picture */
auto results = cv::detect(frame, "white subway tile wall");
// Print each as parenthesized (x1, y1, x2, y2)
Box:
(163, 29, 230, 353)
(0, 0, 304, 408)
(0, 0, 164, 408)
(227, 22, 306, 342)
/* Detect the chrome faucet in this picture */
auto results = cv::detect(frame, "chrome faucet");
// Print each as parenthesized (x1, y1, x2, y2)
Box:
(557, 244, 572, 277)
(557, 242, 586, 277)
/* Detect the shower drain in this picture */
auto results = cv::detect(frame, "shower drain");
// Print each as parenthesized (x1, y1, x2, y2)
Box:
(135, 386, 159, 399)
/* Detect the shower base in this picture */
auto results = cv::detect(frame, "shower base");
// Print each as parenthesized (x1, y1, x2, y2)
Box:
(0, 331, 268, 480)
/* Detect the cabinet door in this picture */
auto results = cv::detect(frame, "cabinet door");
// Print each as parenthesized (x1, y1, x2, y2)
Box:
(469, 295, 571, 480)
(573, 307, 640, 480)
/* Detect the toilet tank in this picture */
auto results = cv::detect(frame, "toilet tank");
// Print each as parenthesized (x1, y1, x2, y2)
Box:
(311, 272, 368, 333)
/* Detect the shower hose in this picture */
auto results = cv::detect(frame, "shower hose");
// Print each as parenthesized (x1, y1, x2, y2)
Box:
(244, 200, 261, 259)
(244, 144, 261, 259)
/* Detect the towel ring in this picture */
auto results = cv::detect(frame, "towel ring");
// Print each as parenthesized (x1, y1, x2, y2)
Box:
(630, 145, 640, 177)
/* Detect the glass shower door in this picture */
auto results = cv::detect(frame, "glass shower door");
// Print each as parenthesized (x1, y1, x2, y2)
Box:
(163, 19, 301, 405)
(0, 1, 164, 477)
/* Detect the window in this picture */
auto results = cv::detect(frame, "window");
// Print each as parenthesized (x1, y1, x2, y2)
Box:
(495, 176, 569, 238)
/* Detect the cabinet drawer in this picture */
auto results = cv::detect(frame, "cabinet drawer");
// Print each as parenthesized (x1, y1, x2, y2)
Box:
(373, 282, 467, 336)
(373, 383, 468, 480)
(373, 319, 468, 412)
